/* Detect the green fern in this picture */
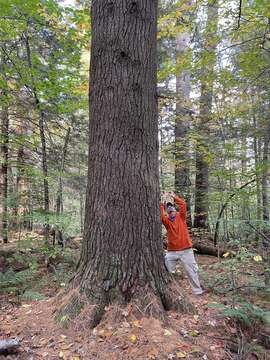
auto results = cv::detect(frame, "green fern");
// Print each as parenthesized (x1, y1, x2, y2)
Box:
(21, 291, 47, 301)
(209, 301, 270, 327)
(0, 269, 34, 291)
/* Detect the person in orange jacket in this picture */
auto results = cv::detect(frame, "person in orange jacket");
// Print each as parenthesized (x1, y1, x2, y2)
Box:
(160, 192, 203, 295)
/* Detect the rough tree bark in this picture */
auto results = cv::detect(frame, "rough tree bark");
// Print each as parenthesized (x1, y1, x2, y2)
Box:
(194, 0, 218, 228)
(1, 104, 9, 243)
(58, 0, 193, 328)
(174, 1, 194, 228)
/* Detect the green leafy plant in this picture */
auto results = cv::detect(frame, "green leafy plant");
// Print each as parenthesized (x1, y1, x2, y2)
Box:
(0, 269, 35, 294)
(209, 301, 270, 328)
(21, 290, 47, 301)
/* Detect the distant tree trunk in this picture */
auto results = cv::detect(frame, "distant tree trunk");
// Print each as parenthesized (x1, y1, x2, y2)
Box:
(15, 116, 31, 231)
(253, 114, 262, 221)
(261, 122, 270, 286)
(24, 33, 50, 241)
(1, 105, 9, 243)
(174, 2, 194, 227)
(59, 0, 193, 328)
(194, 0, 218, 228)
(56, 127, 71, 215)
(16, 148, 31, 230)
(262, 125, 270, 222)
(241, 136, 249, 220)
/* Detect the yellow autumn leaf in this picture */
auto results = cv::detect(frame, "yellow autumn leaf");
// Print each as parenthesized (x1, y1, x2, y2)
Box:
(130, 334, 137, 344)
(176, 351, 187, 358)
(164, 329, 172, 336)
(59, 351, 65, 359)
(189, 330, 199, 337)
(223, 252, 230, 258)
(253, 255, 262, 262)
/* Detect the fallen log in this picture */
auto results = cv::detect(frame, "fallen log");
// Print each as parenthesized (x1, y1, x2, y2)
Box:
(0, 338, 20, 355)
(192, 241, 227, 257)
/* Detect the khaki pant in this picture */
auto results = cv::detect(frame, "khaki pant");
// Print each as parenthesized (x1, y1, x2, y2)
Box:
(165, 249, 203, 295)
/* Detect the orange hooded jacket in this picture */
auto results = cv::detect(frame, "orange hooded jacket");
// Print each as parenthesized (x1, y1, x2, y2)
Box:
(160, 196, 192, 251)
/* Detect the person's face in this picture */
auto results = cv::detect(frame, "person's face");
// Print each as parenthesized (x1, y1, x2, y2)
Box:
(168, 210, 176, 217)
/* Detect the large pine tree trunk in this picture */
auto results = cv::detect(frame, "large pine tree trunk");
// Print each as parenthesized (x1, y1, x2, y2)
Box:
(194, 0, 218, 228)
(59, 0, 193, 328)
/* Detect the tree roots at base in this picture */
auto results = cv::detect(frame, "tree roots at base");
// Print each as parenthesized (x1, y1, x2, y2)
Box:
(55, 279, 196, 329)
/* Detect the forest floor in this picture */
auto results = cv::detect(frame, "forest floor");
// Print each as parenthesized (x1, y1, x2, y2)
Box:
(0, 232, 269, 360)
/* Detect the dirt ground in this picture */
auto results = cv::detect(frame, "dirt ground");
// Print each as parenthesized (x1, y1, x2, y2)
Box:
(0, 238, 269, 360)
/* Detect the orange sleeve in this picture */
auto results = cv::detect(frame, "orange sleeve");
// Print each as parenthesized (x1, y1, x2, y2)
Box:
(174, 196, 187, 220)
(160, 203, 169, 227)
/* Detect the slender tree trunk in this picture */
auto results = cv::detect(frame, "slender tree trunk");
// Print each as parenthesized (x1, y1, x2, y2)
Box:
(58, 0, 193, 328)
(56, 127, 71, 215)
(261, 122, 270, 285)
(1, 105, 9, 243)
(24, 33, 50, 241)
(262, 128, 270, 222)
(15, 115, 31, 231)
(241, 136, 249, 220)
(194, 0, 218, 228)
(253, 115, 262, 221)
(174, 3, 193, 227)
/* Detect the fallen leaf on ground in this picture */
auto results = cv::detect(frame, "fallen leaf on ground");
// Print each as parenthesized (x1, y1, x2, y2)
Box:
(189, 330, 199, 337)
(176, 351, 187, 358)
(130, 334, 137, 344)
(253, 255, 262, 262)
(164, 329, 172, 336)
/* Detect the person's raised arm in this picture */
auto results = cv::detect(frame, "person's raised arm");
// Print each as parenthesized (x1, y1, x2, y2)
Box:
(160, 202, 169, 227)
(173, 194, 187, 220)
